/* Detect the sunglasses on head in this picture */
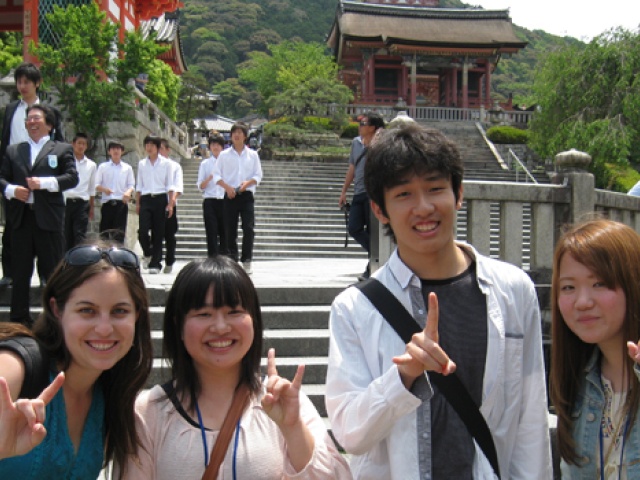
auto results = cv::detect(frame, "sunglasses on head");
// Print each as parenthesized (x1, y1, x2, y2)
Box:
(64, 245, 140, 270)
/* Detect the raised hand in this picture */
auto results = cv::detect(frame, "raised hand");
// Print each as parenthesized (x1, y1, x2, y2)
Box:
(393, 292, 456, 389)
(0, 372, 65, 460)
(261, 348, 305, 429)
(627, 340, 640, 364)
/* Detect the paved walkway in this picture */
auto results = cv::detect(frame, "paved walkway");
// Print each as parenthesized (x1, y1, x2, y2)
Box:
(140, 257, 369, 289)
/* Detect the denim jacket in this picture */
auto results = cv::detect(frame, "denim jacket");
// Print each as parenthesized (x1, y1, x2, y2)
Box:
(561, 350, 640, 479)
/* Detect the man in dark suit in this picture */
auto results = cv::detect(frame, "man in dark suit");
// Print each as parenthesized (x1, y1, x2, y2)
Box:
(0, 62, 65, 287)
(0, 104, 77, 325)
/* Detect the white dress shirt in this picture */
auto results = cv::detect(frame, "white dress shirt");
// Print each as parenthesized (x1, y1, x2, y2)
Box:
(95, 160, 135, 201)
(197, 155, 224, 199)
(167, 158, 183, 204)
(9, 98, 38, 146)
(136, 155, 174, 195)
(213, 146, 262, 194)
(326, 244, 552, 479)
(64, 156, 96, 201)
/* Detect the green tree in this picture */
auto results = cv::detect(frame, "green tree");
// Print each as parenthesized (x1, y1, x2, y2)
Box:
(239, 40, 345, 112)
(0, 32, 23, 76)
(177, 69, 214, 124)
(529, 28, 640, 188)
(270, 76, 353, 127)
(31, 2, 174, 150)
(212, 78, 257, 118)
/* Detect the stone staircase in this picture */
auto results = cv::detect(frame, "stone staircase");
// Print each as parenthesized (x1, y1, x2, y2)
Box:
(175, 157, 367, 261)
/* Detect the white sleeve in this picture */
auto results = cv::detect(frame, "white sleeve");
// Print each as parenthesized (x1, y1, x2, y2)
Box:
(325, 294, 424, 455)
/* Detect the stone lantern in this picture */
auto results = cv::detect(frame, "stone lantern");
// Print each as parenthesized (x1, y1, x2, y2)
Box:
(555, 148, 592, 173)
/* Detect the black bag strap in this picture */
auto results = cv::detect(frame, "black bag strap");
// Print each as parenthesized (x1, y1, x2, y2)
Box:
(353, 147, 367, 168)
(355, 278, 501, 479)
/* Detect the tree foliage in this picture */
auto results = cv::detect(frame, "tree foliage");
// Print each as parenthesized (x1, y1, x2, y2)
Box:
(239, 41, 347, 113)
(529, 28, 640, 188)
(0, 32, 23, 77)
(31, 2, 176, 148)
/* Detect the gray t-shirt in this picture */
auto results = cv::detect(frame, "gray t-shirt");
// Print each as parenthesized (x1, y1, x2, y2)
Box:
(348, 137, 367, 195)
(420, 263, 488, 478)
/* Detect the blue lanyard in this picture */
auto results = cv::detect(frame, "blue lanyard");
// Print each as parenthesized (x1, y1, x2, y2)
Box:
(599, 414, 629, 480)
(195, 400, 241, 480)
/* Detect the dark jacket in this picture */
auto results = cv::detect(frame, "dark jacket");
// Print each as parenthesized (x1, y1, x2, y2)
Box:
(0, 140, 78, 231)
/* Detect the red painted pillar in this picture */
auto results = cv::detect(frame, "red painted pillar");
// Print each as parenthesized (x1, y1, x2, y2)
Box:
(485, 62, 492, 108)
(22, 0, 39, 63)
(452, 67, 458, 107)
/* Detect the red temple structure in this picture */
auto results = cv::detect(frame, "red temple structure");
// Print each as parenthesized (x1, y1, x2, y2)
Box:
(327, 0, 527, 108)
(0, 0, 185, 74)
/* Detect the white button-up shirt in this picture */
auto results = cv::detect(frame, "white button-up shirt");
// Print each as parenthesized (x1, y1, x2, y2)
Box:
(326, 244, 552, 479)
(213, 146, 262, 194)
(64, 156, 96, 201)
(167, 158, 183, 205)
(197, 155, 224, 199)
(95, 160, 135, 201)
(9, 98, 38, 146)
(136, 155, 174, 195)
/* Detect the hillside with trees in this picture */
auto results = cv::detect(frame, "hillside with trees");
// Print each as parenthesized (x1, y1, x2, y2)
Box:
(177, 0, 585, 118)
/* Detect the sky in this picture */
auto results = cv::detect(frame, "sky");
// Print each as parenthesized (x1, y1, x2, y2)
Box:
(475, 1, 640, 41)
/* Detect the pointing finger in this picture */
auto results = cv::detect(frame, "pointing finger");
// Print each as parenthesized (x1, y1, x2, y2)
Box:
(37, 372, 65, 405)
(266, 348, 278, 378)
(424, 292, 439, 342)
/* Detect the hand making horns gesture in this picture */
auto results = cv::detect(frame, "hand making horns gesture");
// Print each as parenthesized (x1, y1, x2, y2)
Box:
(0, 372, 65, 460)
(393, 292, 457, 388)
(261, 348, 305, 429)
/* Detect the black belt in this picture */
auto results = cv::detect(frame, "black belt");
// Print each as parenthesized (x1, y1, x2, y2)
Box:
(66, 198, 88, 204)
(105, 199, 123, 206)
(142, 193, 166, 198)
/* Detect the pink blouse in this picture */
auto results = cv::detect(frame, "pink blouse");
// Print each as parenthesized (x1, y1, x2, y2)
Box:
(122, 384, 352, 479)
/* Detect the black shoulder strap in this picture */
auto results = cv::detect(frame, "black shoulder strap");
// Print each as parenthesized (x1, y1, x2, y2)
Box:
(0, 336, 50, 399)
(353, 147, 367, 168)
(355, 278, 501, 479)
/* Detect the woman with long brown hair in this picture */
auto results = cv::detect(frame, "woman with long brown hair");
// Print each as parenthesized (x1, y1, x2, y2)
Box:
(550, 219, 640, 478)
(0, 243, 152, 479)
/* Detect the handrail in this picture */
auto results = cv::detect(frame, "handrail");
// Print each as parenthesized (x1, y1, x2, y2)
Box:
(508, 148, 538, 184)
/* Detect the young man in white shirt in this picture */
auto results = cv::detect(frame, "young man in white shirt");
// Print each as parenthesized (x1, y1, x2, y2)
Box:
(63, 133, 96, 249)
(158, 138, 183, 274)
(198, 133, 227, 257)
(95, 140, 135, 244)
(326, 124, 552, 479)
(214, 122, 262, 274)
(136, 135, 175, 274)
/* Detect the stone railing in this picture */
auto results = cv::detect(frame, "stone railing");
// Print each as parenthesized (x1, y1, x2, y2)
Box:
(327, 104, 534, 125)
(373, 170, 640, 274)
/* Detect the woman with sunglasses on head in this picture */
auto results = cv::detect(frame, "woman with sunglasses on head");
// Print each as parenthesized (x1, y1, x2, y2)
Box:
(550, 219, 640, 479)
(121, 256, 351, 479)
(0, 242, 152, 479)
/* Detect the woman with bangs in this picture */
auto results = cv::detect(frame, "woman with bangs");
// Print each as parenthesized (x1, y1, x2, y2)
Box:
(123, 256, 351, 479)
(0, 242, 153, 479)
(550, 219, 640, 479)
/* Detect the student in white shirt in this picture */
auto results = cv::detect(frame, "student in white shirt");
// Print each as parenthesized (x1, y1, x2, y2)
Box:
(63, 133, 96, 249)
(158, 139, 183, 274)
(135, 135, 175, 274)
(214, 122, 262, 274)
(326, 123, 552, 479)
(95, 141, 135, 244)
(198, 133, 227, 257)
